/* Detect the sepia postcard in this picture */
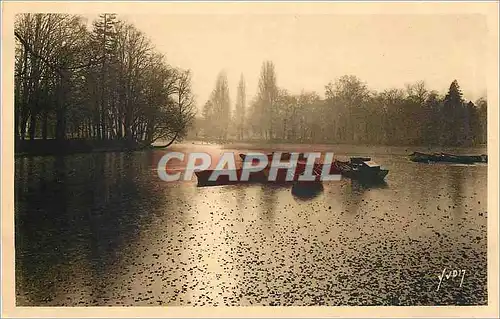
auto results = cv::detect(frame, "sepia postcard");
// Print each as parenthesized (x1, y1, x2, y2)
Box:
(1, 1, 499, 318)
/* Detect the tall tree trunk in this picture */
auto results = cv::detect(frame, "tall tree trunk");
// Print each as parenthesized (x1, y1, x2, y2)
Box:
(154, 131, 179, 148)
(28, 112, 37, 140)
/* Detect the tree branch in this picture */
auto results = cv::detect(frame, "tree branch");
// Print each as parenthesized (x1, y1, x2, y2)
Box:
(15, 30, 105, 74)
(15, 31, 63, 76)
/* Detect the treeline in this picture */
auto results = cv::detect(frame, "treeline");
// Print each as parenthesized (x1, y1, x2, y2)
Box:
(15, 13, 195, 148)
(198, 61, 487, 146)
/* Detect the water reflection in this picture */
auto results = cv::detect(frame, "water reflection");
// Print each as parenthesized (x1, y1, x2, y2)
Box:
(291, 183, 324, 200)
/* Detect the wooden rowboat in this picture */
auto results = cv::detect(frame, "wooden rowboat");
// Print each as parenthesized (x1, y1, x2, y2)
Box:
(333, 157, 389, 182)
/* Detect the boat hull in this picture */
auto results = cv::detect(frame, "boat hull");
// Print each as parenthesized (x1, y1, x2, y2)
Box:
(195, 169, 266, 187)
(195, 161, 340, 187)
(409, 152, 487, 164)
(409, 152, 439, 163)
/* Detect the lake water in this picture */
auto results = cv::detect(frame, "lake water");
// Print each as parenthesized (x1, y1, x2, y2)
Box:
(15, 143, 488, 306)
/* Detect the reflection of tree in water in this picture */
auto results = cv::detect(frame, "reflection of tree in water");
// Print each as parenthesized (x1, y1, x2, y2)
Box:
(340, 179, 387, 214)
(351, 179, 388, 191)
(15, 151, 167, 305)
(446, 166, 466, 214)
(16, 156, 66, 304)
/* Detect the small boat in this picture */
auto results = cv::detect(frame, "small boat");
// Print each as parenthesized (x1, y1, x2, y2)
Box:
(409, 152, 487, 164)
(409, 151, 440, 163)
(440, 152, 487, 164)
(195, 168, 267, 187)
(239, 152, 307, 162)
(196, 152, 339, 187)
(333, 157, 389, 182)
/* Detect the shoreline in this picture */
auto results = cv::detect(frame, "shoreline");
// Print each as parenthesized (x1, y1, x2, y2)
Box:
(14, 138, 488, 157)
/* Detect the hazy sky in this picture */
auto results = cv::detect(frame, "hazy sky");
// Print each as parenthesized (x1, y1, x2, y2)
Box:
(92, 14, 488, 110)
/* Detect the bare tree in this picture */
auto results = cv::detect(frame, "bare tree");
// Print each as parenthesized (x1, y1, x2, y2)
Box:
(15, 13, 196, 152)
(234, 74, 246, 140)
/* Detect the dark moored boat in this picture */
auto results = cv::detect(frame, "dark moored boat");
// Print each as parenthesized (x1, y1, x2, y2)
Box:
(409, 151, 487, 164)
(239, 152, 307, 162)
(409, 151, 440, 163)
(440, 152, 487, 164)
(195, 168, 266, 187)
(196, 152, 338, 187)
(333, 157, 389, 182)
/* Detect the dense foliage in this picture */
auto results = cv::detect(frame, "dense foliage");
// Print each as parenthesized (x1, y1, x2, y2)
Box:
(200, 62, 487, 146)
